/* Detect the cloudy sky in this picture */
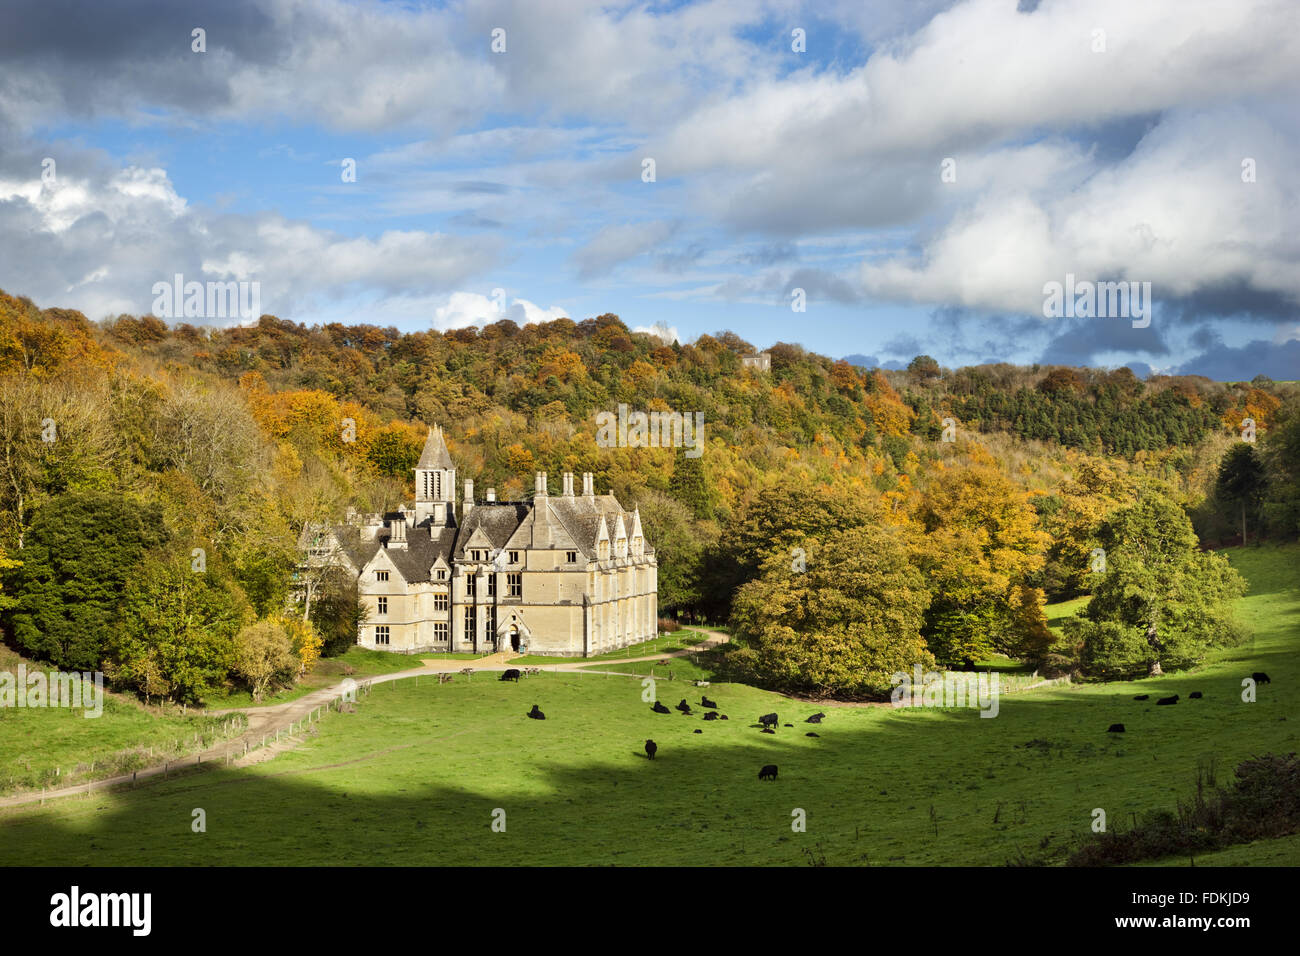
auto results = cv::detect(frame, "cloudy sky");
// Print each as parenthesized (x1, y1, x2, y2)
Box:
(1, 0, 1297, 378)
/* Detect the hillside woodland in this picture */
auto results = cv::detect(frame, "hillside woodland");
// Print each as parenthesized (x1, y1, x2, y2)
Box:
(2, 290, 1296, 700)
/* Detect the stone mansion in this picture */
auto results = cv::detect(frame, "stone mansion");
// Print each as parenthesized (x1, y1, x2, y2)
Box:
(302, 426, 658, 657)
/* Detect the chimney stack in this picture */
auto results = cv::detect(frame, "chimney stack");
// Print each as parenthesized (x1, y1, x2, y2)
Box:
(563, 472, 574, 497)
(486, 487, 496, 502)
(535, 471, 548, 498)
(388, 516, 407, 549)
(463, 479, 474, 520)
(582, 472, 594, 499)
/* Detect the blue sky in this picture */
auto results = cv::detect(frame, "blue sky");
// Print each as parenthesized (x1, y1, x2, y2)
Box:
(1, 0, 1298, 378)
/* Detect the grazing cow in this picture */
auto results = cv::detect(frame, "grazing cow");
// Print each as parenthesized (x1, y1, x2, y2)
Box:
(651, 701, 671, 714)
(758, 765, 778, 781)
(806, 732, 820, 738)
(438, 674, 453, 685)
(758, 712, 778, 729)
(527, 704, 546, 720)
(644, 739, 657, 760)
(693, 729, 702, 734)
(1156, 695, 1179, 706)
(1133, 694, 1149, 701)
(719, 715, 729, 720)
(701, 696, 717, 709)
(694, 680, 710, 688)
(703, 711, 719, 721)
(805, 713, 825, 724)
(500, 669, 521, 683)
(761, 728, 776, 735)
(1107, 724, 1125, 733)
(1252, 672, 1272, 684)
(1189, 691, 1203, 699)
(676, 699, 693, 714)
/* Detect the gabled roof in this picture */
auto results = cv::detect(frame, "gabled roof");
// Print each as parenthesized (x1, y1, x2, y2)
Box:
(546, 494, 645, 559)
(346, 516, 458, 584)
(452, 503, 530, 558)
(417, 425, 455, 470)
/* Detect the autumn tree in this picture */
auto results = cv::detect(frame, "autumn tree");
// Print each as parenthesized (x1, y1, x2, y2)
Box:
(730, 525, 933, 696)
(1070, 492, 1246, 678)
(232, 620, 297, 701)
(912, 465, 1050, 666)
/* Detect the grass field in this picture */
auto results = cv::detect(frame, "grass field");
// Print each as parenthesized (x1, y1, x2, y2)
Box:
(0, 544, 1294, 866)
(509, 627, 714, 667)
(203, 646, 446, 709)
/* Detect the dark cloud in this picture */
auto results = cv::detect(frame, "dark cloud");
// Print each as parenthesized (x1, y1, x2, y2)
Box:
(842, 353, 880, 369)
(1173, 337, 1300, 382)
(1163, 280, 1300, 324)
(1039, 314, 1171, 365)
(784, 267, 862, 305)
(0, 0, 280, 117)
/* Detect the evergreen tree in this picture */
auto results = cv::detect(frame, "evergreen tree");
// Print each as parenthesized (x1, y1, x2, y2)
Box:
(5, 491, 167, 670)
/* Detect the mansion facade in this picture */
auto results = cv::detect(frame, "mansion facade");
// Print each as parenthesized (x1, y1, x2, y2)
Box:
(301, 426, 658, 657)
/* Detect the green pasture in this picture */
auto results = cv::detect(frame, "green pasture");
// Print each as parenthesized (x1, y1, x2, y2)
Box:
(0, 545, 1294, 865)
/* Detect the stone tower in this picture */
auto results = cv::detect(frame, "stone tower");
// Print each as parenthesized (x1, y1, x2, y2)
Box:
(414, 425, 456, 525)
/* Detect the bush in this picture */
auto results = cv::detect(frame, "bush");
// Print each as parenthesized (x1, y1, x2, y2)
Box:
(1069, 753, 1300, 865)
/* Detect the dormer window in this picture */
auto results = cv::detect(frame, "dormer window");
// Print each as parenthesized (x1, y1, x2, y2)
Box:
(436, 568, 447, 581)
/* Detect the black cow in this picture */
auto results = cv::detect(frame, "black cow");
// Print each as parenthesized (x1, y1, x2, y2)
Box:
(527, 704, 546, 720)
(701, 696, 718, 709)
(805, 712, 825, 724)
(719, 715, 729, 720)
(703, 711, 719, 721)
(644, 739, 657, 760)
(1133, 694, 1149, 701)
(500, 669, 521, 683)
(1252, 672, 1272, 684)
(758, 764, 778, 781)
(1156, 695, 1179, 706)
(758, 712, 778, 729)
(806, 732, 820, 738)
(651, 701, 671, 714)
(1107, 724, 1125, 733)
(1189, 691, 1203, 699)
(693, 729, 702, 734)
(676, 699, 693, 714)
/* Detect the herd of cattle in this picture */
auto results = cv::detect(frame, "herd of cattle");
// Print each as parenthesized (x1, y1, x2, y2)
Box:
(511, 679, 827, 781)
(1107, 672, 1271, 734)
(512, 668, 1277, 779)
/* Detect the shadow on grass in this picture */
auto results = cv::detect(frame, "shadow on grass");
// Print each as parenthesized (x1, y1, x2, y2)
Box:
(3, 643, 1297, 868)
